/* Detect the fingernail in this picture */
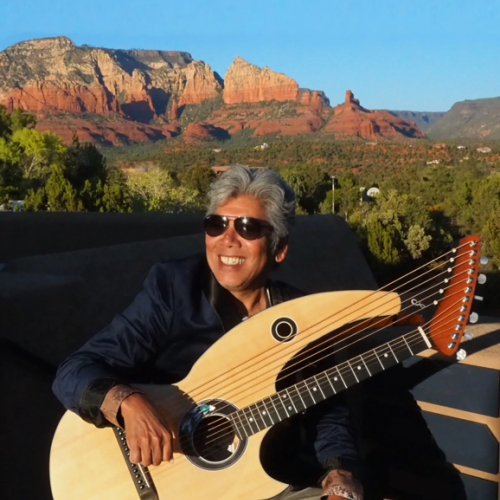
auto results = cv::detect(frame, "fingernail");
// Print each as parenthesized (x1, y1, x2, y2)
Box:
(169, 458, 175, 464)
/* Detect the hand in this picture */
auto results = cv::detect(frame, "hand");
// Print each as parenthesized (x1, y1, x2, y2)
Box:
(322, 469, 363, 500)
(120, 393, 173, 467)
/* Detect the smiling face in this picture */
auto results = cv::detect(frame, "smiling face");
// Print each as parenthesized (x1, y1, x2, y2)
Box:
(205, 194, 288, 293)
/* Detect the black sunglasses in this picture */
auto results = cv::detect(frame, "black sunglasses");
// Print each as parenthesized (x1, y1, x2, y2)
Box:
(204, 214, 273, 240)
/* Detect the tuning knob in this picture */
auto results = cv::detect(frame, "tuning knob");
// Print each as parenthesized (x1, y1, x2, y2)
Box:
(456, 349, 467, 361)
(463, 332, 474, 341)
(474, 295, 484, 301)
(469, 312, 479, 324)
(477, 274, 487, 284)
(480, 256, 488, 265)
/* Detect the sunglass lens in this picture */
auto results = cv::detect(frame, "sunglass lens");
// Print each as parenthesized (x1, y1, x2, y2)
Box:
(204, 215, 227, 237)
(234, 218, 263, 240)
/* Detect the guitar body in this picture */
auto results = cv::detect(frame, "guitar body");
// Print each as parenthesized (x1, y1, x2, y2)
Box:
(50, 290, 401, 500)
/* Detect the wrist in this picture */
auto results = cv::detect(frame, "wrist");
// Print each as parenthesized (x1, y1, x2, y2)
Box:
(100, 384, 143, 427)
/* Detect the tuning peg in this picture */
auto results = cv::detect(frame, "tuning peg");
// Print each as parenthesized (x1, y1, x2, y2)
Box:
(477, 274, 487, 285)
(469, 312, 479, 324)
(480, 256, 488, 265)
(474, 295, 484, 301)
(456, 349, 467, 361)
(463, 332, 474, 341)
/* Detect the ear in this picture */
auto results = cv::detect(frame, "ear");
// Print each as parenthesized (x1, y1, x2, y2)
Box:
(274, 236, 289, 263)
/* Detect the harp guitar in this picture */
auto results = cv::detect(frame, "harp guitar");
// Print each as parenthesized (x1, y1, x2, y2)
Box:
(49, 235, 484, 500)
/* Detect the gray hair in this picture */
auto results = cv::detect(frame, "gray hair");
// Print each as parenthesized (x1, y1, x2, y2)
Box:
(207, 165, 296, 253)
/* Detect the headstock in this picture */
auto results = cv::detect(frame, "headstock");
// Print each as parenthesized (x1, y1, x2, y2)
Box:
(428, 234, 486, 357)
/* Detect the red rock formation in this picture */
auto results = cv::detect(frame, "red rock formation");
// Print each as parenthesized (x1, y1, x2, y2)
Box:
(184, 122, 228, 142)
(178, 61, 222, 105)
(0, 37, 221, 122)
(5, 82, 118, 114)
(36, 115, 179, 145)
(169, 99, 179, 121)
(323, 90, 424, 140)
(223, 57, 299, 104)
(300, 90, 324, 113)
(345, 90, 360, 106)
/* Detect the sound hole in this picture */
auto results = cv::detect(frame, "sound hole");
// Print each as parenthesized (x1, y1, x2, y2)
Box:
(271, 317, 298, 343)
(276, 321, 292, 338)
(192, 415, 239, 462)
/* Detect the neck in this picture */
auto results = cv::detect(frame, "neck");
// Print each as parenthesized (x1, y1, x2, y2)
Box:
(230, 286, 268, 317)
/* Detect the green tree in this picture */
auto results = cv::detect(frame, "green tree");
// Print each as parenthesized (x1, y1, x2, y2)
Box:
(177, 164, 216, 208)
(280, 165, 330, 214)
(127, 167, 199, 212)
(44, 164, 78, 211)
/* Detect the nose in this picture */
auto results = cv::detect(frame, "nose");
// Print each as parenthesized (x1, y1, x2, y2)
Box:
(221, 221, 241, 246)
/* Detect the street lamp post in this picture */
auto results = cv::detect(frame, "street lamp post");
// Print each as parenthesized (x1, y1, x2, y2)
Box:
(331, 175, 336, 214)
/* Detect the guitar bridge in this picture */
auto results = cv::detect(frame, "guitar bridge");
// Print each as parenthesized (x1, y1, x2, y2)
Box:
(113, 427, 158, 500)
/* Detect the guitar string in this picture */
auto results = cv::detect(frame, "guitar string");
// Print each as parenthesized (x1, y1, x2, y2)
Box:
(144, 256, 472, 462)
(159, 243, 469, 406)
(154, 295, 467, 477)
(178, 259, 470, 416)
(124, 241, 477, 472)
(149, 297, 469, 480)
(151, 295, 469, 478)
(150, 242, 472, 430)
(174, 275, 470, 453)
(150, 284, 470, 478)
(146, 256, 472, 451)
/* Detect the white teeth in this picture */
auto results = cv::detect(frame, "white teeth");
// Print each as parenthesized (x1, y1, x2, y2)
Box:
(220, 256, 245, 266)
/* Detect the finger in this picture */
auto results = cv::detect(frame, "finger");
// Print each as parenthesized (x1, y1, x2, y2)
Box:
(140, 443, 152, 467)
(151, 437, 162, 466)
(162, 432, 173, 463)
(129, 442, 141, 465)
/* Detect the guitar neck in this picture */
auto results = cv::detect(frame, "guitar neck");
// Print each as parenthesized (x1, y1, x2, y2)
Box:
(230, 327, 432, 439)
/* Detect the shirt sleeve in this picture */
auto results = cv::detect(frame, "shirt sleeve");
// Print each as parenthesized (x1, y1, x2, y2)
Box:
(52, 263, 174, 427)
(312, 396, 361, 477)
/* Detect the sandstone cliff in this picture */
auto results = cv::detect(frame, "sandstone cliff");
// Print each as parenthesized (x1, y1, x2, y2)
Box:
(0, 36, 425, 144)
(0, 36, 223, 121)
(322, 91, 425, 139)
(223, 56, 299, 104)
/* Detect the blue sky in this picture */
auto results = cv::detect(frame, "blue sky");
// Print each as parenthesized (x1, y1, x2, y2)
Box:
(1, 0, 498, 112)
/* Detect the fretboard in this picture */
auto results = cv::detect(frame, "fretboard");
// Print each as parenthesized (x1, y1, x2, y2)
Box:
(229, 329, 431, 439)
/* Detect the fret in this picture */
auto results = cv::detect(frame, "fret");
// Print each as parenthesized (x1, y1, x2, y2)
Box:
(360, 353, 372, 376)
(337, 362, 357, 388)
(231, 411, 247, 440)
(322, 370, 338, 397)
(313, 375, 327, 399)
(403, 336, 414, 356)
(347, 360, 359, 382)
(285, 388, 299, 413)
(260, 399, 276, 426)
(246, 406, 262, 433)
(239, 408, 256, 436)
(349, 355, 371, 382)
(249, 403, 266, 430)
(334, 365, 348, 388)
(288, 385, 307, 412)
(271, 392, 290, 419)
(374, 344, 399, 370)
(267, 394, 284, 422)
(299, 380, 317, 407)
(362, 350, 384, 377)
(388, 342, 399, 362)
(372, 347, 385, 370)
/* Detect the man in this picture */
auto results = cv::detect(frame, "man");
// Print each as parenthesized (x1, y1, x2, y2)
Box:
(53, 165, 363, 500)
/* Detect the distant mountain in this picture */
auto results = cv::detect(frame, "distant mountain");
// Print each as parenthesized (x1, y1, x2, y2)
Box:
(427, 97, 500, 140)
(388, 110, 446, 132)
(0, 36, 425, 144)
